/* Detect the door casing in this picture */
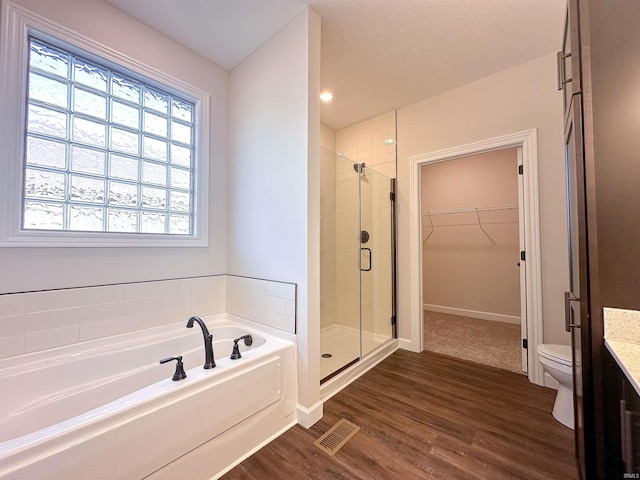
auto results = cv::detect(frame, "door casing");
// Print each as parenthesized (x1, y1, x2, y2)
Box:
(408, 129, 544, 385)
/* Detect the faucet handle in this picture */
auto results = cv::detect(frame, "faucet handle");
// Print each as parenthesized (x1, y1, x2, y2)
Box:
(230, 335, 253, 360)
(230, 340, 242, 360)
(160, 355, 187, 381)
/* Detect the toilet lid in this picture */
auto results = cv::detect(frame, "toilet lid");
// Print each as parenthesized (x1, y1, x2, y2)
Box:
(537, 344, 572, 366)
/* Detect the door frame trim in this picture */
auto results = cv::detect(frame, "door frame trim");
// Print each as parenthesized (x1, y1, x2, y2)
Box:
(408, 129, 544, 385)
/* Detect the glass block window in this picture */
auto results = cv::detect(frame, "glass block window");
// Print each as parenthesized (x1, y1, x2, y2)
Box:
(23, 37, 195, 235)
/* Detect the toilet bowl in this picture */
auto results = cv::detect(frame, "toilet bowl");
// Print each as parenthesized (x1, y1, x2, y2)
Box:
(537, 344, 574, 429)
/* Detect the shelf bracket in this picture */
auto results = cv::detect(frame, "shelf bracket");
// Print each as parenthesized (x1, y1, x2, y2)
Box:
(475, 208, 496, 245)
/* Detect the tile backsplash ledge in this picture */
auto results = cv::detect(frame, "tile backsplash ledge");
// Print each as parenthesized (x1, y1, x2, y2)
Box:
(0, 275, 296, 359)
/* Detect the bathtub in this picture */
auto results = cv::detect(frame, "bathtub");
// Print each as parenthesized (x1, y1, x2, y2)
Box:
(0, 313, 297, 480)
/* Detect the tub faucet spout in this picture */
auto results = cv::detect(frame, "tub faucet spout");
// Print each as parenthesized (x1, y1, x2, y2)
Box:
(186, 316, 215, 369)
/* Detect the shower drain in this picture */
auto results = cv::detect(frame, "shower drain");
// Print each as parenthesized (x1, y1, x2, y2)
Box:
(314, 418, 360, 456)
(321, 353, 332, 358)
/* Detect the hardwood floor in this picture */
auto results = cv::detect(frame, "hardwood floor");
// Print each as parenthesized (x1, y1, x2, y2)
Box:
(221, 350, 578, 480)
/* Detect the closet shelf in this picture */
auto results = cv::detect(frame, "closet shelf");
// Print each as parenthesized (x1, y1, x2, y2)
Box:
(421, 204, 518, 228)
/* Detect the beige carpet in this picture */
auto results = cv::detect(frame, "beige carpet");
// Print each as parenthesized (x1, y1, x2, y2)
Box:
(423, 310, 524, 374)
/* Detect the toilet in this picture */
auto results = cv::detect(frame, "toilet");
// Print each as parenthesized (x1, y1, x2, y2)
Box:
(537, 344, 574, 429)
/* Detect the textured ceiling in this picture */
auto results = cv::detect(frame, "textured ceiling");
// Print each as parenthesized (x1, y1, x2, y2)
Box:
(105, 0, 565, 130)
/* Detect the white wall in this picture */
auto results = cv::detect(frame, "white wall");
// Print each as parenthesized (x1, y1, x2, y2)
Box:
(0, 0, 229, 293)
(228, 7, 321, 412)
(397, 53, 570, 347)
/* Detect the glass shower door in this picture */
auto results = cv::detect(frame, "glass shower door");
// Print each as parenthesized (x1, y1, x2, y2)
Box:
(320, 148, 396, 383)
(358, 164, 394, 357)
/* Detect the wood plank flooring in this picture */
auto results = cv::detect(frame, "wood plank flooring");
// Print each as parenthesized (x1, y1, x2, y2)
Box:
(221, 350, 578, 480)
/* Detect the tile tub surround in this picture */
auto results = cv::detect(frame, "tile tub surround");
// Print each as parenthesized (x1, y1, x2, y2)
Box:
(604, 307, 640, 395)
(226, 276, 296, 334)
(0, 275, 296, 359)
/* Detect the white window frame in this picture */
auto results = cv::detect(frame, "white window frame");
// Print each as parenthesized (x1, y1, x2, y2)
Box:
(0, 1, 210, 247)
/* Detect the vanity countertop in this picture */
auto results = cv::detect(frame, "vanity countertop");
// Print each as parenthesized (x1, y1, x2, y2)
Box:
(604, 307, 640, 396)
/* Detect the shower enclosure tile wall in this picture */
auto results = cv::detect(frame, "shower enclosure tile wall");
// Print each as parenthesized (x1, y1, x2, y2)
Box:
(335, 158, 360, 331)
(320, 110, 397, 381)
(320, 150, 337, 330)
(335, 111, 396, 178)
(323, 110, 397, 333)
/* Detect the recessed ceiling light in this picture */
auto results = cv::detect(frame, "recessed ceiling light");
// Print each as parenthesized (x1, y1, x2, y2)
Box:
(320, 91, 333, 102)
(385, 138, 394, 144)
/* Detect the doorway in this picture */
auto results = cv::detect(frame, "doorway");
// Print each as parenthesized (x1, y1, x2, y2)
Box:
(421, 148, 525, 373)
(409, 130, 544, 385)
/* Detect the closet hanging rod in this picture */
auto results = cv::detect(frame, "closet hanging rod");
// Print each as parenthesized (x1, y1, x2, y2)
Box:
(421, 204, 518, 217)
(421, 204, 518, 230)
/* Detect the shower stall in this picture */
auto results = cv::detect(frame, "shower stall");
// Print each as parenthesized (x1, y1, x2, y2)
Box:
(320, 147, 396, 382)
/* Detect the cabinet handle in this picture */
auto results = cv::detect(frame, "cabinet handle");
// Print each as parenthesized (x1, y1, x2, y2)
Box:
(622, 400, 629, 470)
(557, 51, 572, 91)
(625, 409, 634, 471)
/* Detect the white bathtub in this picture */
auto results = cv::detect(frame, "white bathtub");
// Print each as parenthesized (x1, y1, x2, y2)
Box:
(0, 313, 297, 480)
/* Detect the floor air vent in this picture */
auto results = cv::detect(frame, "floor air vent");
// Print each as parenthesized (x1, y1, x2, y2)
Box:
(314, 418, 360, 456)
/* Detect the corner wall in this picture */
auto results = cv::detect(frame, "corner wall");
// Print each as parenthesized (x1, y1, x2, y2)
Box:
(228, 7, 322, 418)
(397, 53, 570, 348)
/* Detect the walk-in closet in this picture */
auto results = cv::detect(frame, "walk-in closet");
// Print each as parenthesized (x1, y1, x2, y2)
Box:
(421, 147, 525, 373)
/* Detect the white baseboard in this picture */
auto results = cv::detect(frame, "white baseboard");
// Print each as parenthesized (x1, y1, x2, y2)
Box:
(296, 401, 323, 428)
(424, 304, 520, 325)
(398, 337, 420, 352)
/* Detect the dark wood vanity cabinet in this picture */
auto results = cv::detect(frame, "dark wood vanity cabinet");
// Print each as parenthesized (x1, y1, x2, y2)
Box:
(620, 377, 640, 474)
(603, 349, 640, 477)
(561, 1, 640, 478)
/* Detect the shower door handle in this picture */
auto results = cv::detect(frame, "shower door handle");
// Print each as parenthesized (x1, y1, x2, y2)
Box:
(360, 248, 372, 272)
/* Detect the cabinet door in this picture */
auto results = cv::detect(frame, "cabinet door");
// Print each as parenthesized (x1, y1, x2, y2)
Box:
(560, 0, 582, 120)
(622, 379, 640, 474)
(565, 92, 591, 479)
